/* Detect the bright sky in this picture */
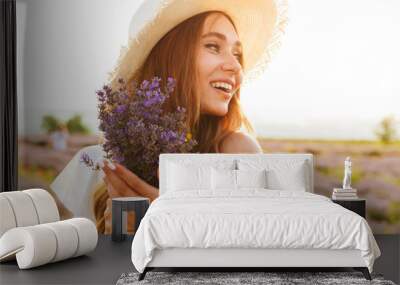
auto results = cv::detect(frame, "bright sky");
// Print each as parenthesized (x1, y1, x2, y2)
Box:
(18, 0, 400, 140)
(241, 0, 400, 139)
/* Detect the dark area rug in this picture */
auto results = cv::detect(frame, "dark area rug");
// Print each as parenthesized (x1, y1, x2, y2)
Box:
(116, 271, 396, 285)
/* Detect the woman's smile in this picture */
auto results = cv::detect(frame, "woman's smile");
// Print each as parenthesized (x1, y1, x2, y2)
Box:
(209, 80, 235, 100)
(197, 13, 243, 116)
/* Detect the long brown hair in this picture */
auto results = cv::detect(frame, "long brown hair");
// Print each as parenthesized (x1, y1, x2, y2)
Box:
(93, 11, 254, 232)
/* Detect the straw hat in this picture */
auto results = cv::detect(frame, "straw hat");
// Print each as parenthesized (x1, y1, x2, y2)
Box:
(108, 0, 287, 87)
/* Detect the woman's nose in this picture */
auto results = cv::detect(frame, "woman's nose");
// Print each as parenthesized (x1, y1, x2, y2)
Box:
(221, 53, 242, 74)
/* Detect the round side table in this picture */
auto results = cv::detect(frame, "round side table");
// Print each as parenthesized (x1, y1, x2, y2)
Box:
(111, 197, 149, 242)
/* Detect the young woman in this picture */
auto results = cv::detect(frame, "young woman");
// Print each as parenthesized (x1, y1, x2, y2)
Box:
(51, 0, 286, 233)
(97, 11, 261, 233)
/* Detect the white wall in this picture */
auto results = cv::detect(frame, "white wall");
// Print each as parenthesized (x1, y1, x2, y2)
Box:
(17, 0, 400, 139)
(16, 0, 141, 135)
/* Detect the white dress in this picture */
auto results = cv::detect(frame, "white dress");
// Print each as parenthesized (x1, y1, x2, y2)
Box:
(50, 145, 106, 222)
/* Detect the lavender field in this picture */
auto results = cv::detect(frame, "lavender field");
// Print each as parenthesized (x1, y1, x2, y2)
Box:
(259, 138, 400, 233)
(18, 135, 400, 233)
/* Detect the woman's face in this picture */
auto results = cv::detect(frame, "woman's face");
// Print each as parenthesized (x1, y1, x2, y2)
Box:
(197, 13, 243, 116)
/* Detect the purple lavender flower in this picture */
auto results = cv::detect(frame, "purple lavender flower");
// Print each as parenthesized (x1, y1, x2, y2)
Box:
(96, 90, 106, 102)
(82, 76, 197, 187)
(166, 77, 176, 93)
(115, 105, 127, 114)
(149, 77, 161, 90)
(140, 80, 149, 89)
(80, 152, 100, 171)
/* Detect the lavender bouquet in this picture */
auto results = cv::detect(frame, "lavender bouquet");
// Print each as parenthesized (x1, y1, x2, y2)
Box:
(80, 77, 197, 187)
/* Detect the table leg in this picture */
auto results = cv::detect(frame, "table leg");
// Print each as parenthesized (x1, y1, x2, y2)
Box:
(112, 201, 124, 241)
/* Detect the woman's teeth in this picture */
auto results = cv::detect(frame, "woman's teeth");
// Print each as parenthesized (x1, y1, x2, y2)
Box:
(210, 82, 233, 93)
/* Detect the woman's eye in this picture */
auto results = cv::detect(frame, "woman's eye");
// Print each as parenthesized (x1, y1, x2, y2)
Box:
(205, 43, 219, 52)
(234, 53, 242, 61)
(205, 43, 242, 62)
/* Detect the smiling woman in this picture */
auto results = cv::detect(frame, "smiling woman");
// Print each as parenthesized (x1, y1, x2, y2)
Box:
(93, 11, 261, 233)
(121, 10, 255, 154)
(50, 0, 285, 234)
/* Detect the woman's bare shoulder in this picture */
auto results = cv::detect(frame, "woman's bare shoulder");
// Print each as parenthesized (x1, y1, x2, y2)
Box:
(219, 131, 263, 153)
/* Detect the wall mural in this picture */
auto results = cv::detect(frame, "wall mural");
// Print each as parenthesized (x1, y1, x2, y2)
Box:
(17, 0, 400, 234)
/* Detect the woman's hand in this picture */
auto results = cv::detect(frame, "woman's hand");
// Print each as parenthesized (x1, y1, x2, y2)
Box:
(100, 160, 159, 234)
(100, 160, 159, 202)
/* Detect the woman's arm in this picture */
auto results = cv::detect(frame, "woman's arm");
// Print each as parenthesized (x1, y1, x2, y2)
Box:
(219, 131, 263, 153)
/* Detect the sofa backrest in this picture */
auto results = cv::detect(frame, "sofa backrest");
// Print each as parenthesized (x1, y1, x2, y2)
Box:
(159, 153, 314, 195)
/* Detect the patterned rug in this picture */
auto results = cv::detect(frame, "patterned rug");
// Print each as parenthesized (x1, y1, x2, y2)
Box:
(116, 271, 396, 285)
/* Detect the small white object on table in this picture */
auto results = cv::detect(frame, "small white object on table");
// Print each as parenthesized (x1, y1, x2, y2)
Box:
(332, 187, 358, 200)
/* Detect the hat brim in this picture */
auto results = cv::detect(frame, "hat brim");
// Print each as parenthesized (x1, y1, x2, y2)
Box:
(109, 0, 287, 87)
